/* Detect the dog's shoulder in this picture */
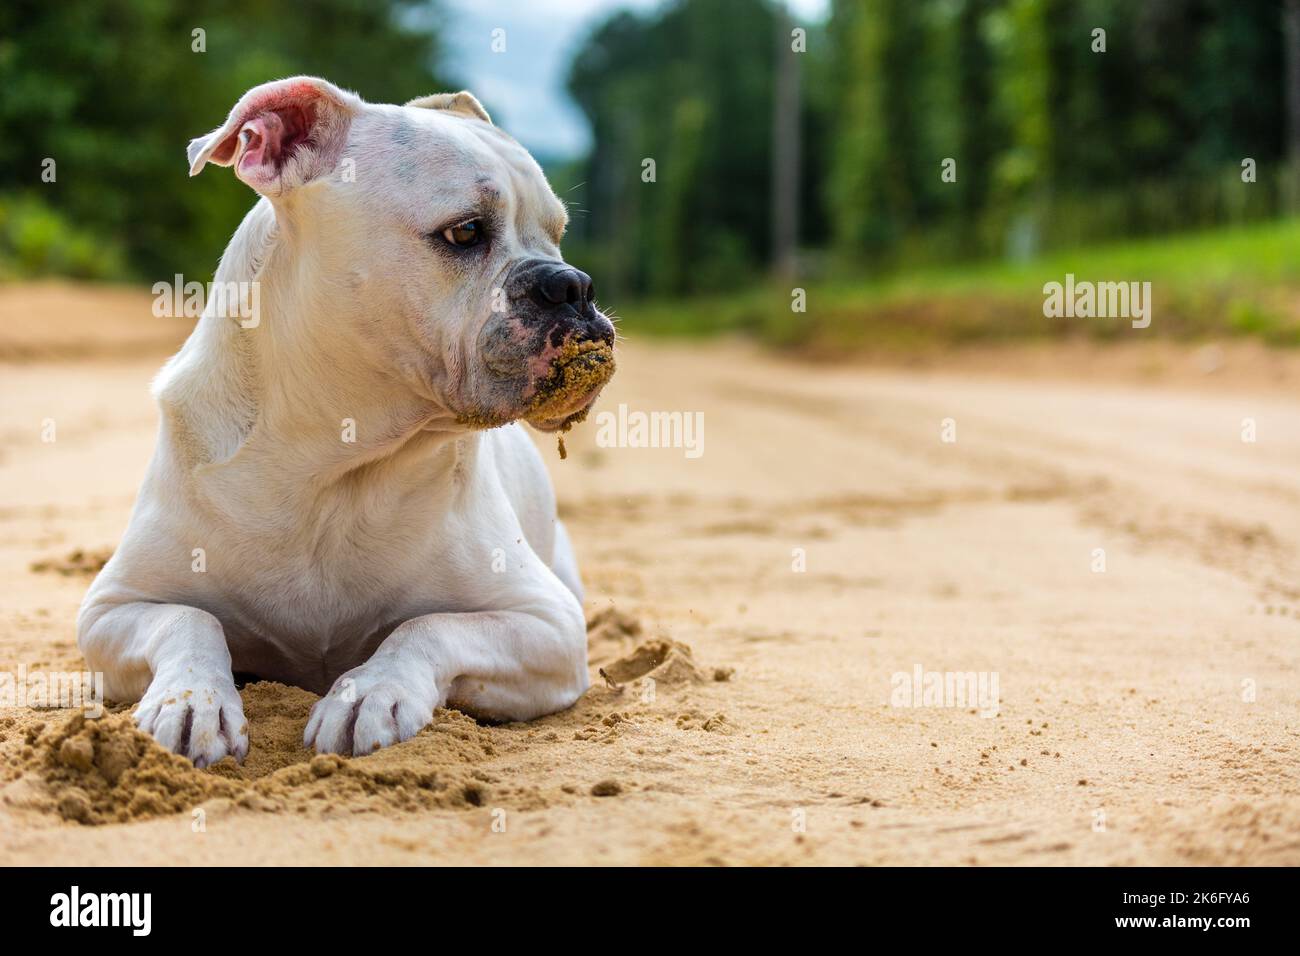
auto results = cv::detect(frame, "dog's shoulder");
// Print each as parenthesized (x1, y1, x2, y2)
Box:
(152, 200, 277, 468)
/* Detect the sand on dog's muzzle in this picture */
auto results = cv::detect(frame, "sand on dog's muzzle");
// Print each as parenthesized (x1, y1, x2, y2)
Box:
(524, 339, 616, 425)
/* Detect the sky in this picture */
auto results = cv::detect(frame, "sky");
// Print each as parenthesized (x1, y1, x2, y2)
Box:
(438, 0, 829, 161)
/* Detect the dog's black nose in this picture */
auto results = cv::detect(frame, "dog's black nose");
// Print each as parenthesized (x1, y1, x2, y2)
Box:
(501, 258, 613, 349)
(532, 264, 594, 311)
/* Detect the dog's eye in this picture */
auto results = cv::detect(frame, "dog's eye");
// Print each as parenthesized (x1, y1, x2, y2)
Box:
(441, 219, 484, 249)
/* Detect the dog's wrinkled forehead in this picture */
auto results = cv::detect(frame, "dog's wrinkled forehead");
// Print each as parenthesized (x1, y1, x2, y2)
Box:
(359, 104, 567, 244)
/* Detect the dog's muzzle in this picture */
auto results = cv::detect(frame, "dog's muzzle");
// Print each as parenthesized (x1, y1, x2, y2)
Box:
(476, 258, 616, 430)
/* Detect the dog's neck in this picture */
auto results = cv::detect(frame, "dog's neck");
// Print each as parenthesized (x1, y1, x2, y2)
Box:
(154, 199, 470, 501)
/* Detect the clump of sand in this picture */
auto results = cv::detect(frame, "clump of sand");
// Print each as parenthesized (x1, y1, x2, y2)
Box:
(34, 710, 242, 824)
(587, 608, 733, 686)
(599, 639, 707, 686)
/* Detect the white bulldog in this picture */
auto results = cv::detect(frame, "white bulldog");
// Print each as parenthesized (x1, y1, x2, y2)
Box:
(77, 77, 615, 765)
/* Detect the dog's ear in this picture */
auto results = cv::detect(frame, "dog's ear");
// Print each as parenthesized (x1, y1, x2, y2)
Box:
(187, 76, 363, 195)
(404, 91, 492, 124)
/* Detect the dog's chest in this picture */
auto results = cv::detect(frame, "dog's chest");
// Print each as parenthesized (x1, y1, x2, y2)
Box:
(224, 522, 444, 626)
(210, 548, 441, 690)
(176, 429, 520, 678)
(199, 489, 467, 650)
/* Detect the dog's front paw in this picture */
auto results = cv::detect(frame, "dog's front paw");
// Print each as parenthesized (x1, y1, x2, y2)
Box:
(304, 666, 436, 756)
(134, 667, 248, 768)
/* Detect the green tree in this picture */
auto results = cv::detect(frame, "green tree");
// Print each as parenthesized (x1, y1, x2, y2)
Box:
(0, 0, 446, 279)
(568, 0, 778, 297)
(825, 0, 933, 259)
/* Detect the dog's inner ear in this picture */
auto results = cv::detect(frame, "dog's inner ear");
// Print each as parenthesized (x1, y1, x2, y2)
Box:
(405, 91, 492, 125)
(188, 77, 360, 196)
(215, 103, 310, 171)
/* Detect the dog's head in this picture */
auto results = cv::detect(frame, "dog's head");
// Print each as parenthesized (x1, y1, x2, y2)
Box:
(187, 77, 614, 432)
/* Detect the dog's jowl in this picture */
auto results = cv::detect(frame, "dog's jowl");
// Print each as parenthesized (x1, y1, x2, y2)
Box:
(76, 77, 616, 763)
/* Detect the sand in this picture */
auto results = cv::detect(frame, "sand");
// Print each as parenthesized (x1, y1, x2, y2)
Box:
(1, 281, 1297, 865)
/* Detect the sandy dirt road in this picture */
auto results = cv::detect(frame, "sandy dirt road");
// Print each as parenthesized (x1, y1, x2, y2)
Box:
(1, 283, 1297, 865)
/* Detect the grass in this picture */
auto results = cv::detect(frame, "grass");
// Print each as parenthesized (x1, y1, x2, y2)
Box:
(620, 218, 1300, 351)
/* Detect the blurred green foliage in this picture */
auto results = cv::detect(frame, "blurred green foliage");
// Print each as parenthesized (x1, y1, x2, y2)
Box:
(567, 0, 1293, 299)
(0, 195, 127, 280)
(0, 0, 446, 280)
(566, 0, 783, 296)
(626, 218, 1300, 349)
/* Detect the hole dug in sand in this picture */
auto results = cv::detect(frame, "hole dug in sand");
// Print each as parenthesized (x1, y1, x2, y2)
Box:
(16, 682, 505, 826)
(5, 611, 734, 826)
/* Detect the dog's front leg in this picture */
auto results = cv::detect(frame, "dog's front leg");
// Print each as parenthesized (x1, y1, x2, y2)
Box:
(77, 602, 248, 767)
(305, 592, 588, 756)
